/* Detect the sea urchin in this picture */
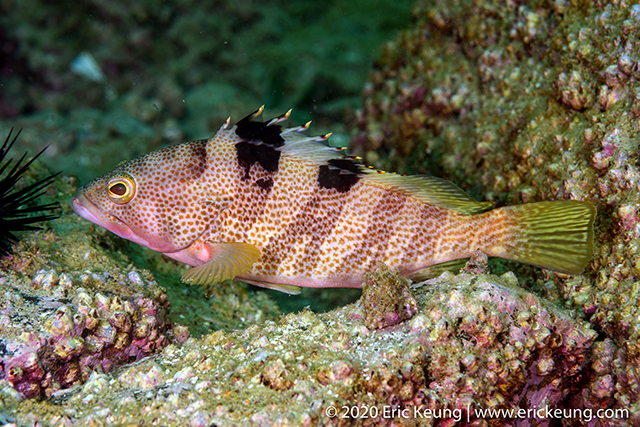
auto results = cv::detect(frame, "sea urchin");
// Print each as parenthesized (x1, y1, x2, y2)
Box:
(0, 129, 60, 256)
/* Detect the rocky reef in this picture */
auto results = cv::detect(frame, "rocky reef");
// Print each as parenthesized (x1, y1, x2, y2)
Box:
(0, 267, 177, 400)
(1, 0, 639, 425)
(354, 0, 640, 422)
(1, 266, 604, 426)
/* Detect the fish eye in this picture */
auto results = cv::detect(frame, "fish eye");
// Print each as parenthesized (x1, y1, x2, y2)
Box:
(106, 174, 136, 204)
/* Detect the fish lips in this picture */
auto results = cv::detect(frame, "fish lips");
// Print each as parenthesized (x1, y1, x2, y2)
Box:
(70, 190, 135, 241)
(70, 189, 182, 253)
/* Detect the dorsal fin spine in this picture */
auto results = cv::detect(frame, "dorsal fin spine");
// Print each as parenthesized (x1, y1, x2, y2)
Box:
(227, 109, 494, 215)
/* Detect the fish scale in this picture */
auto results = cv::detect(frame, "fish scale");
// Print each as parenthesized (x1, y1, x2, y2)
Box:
(71, 107, 596, 294)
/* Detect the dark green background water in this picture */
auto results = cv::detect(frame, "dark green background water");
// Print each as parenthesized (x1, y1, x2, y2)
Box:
(1, 0, 414, 183)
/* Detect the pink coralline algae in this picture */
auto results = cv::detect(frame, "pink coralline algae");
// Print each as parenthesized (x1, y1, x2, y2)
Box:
(352, 0, 640, 420)
(0, 269, 603, 425)
(0, 268, 176, 399)
(401, 272, 597, 425)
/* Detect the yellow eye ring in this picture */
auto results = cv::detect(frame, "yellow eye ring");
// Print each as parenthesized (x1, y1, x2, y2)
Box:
(106, 174, 136, 204)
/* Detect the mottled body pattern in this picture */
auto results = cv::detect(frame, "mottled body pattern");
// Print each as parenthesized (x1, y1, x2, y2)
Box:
(71, 108, 596, 293)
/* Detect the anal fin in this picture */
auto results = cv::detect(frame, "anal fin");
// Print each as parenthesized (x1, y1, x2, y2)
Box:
(241, 278, 302, 295)
(407, 258, 469, 282)
(182, 242, 260, 285)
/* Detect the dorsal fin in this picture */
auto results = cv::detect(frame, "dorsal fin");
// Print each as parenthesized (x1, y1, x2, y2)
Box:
(363, 174, 494, 215)
(229, 108, 350, 165)
(277, 128, 347, 165)
(228, 109, 494, 214)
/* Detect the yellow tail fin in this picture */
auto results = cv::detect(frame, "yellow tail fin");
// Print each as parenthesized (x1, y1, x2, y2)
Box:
(495, 201, 596, 274)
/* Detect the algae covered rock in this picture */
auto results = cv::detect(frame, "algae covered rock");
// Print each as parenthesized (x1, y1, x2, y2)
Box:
(2, 269, 600, 425)
(360, 264, 418, 330)
(353, 0, 640, 421)
(0, 264, 173, 399)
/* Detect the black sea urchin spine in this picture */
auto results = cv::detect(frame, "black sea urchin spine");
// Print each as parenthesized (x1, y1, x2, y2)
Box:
(0, 129, 60, 256)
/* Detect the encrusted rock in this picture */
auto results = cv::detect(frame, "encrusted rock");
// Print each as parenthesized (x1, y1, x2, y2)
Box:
(0, 268, 172, 398)
(361, 264, 418, 330)
(261, 358, 293, 391)
(353, 0, 640, 418)
(0, 269, 604, 425)
(461, 249, 490, 275)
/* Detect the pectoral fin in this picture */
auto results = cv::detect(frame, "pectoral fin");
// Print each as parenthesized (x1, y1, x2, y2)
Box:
(181, 242, 260, 285)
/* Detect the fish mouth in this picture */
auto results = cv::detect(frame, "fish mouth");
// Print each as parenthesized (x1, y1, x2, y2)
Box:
(70, 188, 178, 253)
(70, 190, 134, 240)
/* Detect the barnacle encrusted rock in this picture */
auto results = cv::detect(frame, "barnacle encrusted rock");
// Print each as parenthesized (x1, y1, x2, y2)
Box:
(1, 270, 598, 425)
(360, 263, 418, 330)
(353, 0, 640, 419)
(411, 272, 597, 418)
(0, 267, 173, 399)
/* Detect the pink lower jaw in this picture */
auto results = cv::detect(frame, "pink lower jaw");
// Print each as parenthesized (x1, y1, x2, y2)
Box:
(70, 193, 133, 240)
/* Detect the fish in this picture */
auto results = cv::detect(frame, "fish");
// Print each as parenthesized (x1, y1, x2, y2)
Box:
(70, 107, 596, 294)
